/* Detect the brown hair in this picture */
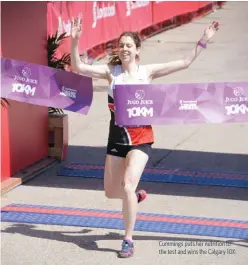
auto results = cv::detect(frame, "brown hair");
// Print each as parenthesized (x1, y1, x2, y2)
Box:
(108, 32, 141, 66)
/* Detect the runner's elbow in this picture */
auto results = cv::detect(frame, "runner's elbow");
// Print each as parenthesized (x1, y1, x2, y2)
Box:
(70, 60, 80, 72)
(183, 59, 191, 69)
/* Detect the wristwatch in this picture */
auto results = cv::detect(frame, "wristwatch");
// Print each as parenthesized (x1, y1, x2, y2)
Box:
(198, 41, 207, 49)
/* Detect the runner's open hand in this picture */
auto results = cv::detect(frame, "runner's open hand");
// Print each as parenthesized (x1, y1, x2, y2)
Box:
(202, 21, 219, 42)
(71, 14, 83, 40)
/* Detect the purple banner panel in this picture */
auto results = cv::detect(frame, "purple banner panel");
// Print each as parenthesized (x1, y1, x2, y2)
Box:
(114, 82, 248, 126)
(1, 57, 93, 114)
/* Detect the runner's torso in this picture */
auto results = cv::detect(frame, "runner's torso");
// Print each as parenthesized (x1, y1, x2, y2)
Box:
(108, 64, 154, 146)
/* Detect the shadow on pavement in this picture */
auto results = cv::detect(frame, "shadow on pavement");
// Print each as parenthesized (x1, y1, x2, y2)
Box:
(22, 145, 248, 201)
(1, 224, 248, 255)
(65, 145, 248, 172)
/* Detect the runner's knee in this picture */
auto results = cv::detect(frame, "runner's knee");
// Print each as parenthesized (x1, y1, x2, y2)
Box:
(122, 178, 136, 195)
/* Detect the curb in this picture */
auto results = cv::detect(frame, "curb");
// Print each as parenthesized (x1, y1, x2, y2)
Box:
(1, 157, 58, 196)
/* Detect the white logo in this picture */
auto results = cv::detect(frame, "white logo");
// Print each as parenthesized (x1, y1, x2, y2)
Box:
(179, 100, 198, 110)
(57, 15, 74, 37)
(12, 83, 36, 96)
(135, 90, 145, 100)
(126, 1, 150, 16)
(225, 86, 248, 103)
(233, 87, 244, 97)
(127, 89, 153, 105)
(225, 104, 248, 116)
(22, 67, 31, 78)
(92, 1, 116, 28)
(13, 67, 38, 86)
(110, 148, 118, 152)
(60, 86, 77, 99)
(126, 1, 131, 16)
(127, 107, 153, 118)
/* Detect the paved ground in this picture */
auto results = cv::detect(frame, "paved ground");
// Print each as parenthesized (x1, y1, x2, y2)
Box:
(1, 2, 248, 265)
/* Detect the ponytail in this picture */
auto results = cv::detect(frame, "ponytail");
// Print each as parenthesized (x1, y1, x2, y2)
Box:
(108, 50, 122, 66)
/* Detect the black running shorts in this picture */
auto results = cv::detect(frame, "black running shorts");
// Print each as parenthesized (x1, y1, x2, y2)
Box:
(107, 142, 152, 158)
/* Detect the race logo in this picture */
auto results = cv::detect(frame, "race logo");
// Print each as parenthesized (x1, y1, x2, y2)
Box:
(225, 104, 248, 116)
(92, 1, 116, 28)
(127, 89, 153, 118)
(224, 86, 248, 116)
(12, 83, 36, 96)
(179, 100, 198, 110)
(127, 106, 153, 118)
(12, 67, 37, 96)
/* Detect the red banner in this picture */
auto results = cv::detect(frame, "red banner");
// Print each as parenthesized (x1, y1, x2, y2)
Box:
(47, 1, 215, 59)
(198, 1, 213, 9)
(47, 1, 153, 57)
(152, 1, 209, 25)
(116, 1, 153, 32)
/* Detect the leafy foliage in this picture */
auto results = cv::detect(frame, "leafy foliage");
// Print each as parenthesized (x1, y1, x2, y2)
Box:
(47, 31, 71, 69)
(47, 31, 71, 114)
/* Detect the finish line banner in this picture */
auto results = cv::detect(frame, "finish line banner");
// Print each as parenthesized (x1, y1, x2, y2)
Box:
(114, 82, 248, 126)
(1, 57, 93, 114)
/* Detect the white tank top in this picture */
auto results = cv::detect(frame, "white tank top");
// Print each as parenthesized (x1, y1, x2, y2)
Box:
(108, 64, 150, 98)
(107, 64, 154, 145)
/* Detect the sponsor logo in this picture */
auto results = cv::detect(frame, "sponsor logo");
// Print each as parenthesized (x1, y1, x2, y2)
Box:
(57, 12, 83, 37)
(92, 1, 116, 28)
(135, 90, 145, 100)
(14, 67, 37, 85)
(225, 86, 248, 104)
(110, 148, 118, 152)
(22, 67, 31, 78)
(127, 99, 153, 105)
(57, 16, 72, 37)
(127, 90, 153, 105)
(179, 100, 198, 110)
(60, 86, 77, 99)
(126, 1, 150, 16)
(233, 87, 244, 97)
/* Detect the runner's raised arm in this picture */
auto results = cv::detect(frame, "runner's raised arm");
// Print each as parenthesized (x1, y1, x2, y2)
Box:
(70, 15, 110, 80)
(146, 21, 219, 79)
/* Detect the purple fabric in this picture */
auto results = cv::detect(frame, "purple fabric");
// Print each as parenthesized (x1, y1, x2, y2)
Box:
(113, 82, 248, 126)
(198, 41, 207, 49)
(1, 57, 93, 114)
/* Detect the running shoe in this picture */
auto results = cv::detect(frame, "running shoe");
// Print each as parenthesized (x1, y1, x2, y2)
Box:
(118, 239, 134, 258)
(136, 189, 147, 203)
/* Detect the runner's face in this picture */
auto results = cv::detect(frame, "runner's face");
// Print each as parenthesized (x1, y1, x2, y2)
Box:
(118, 36, 140, 63)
